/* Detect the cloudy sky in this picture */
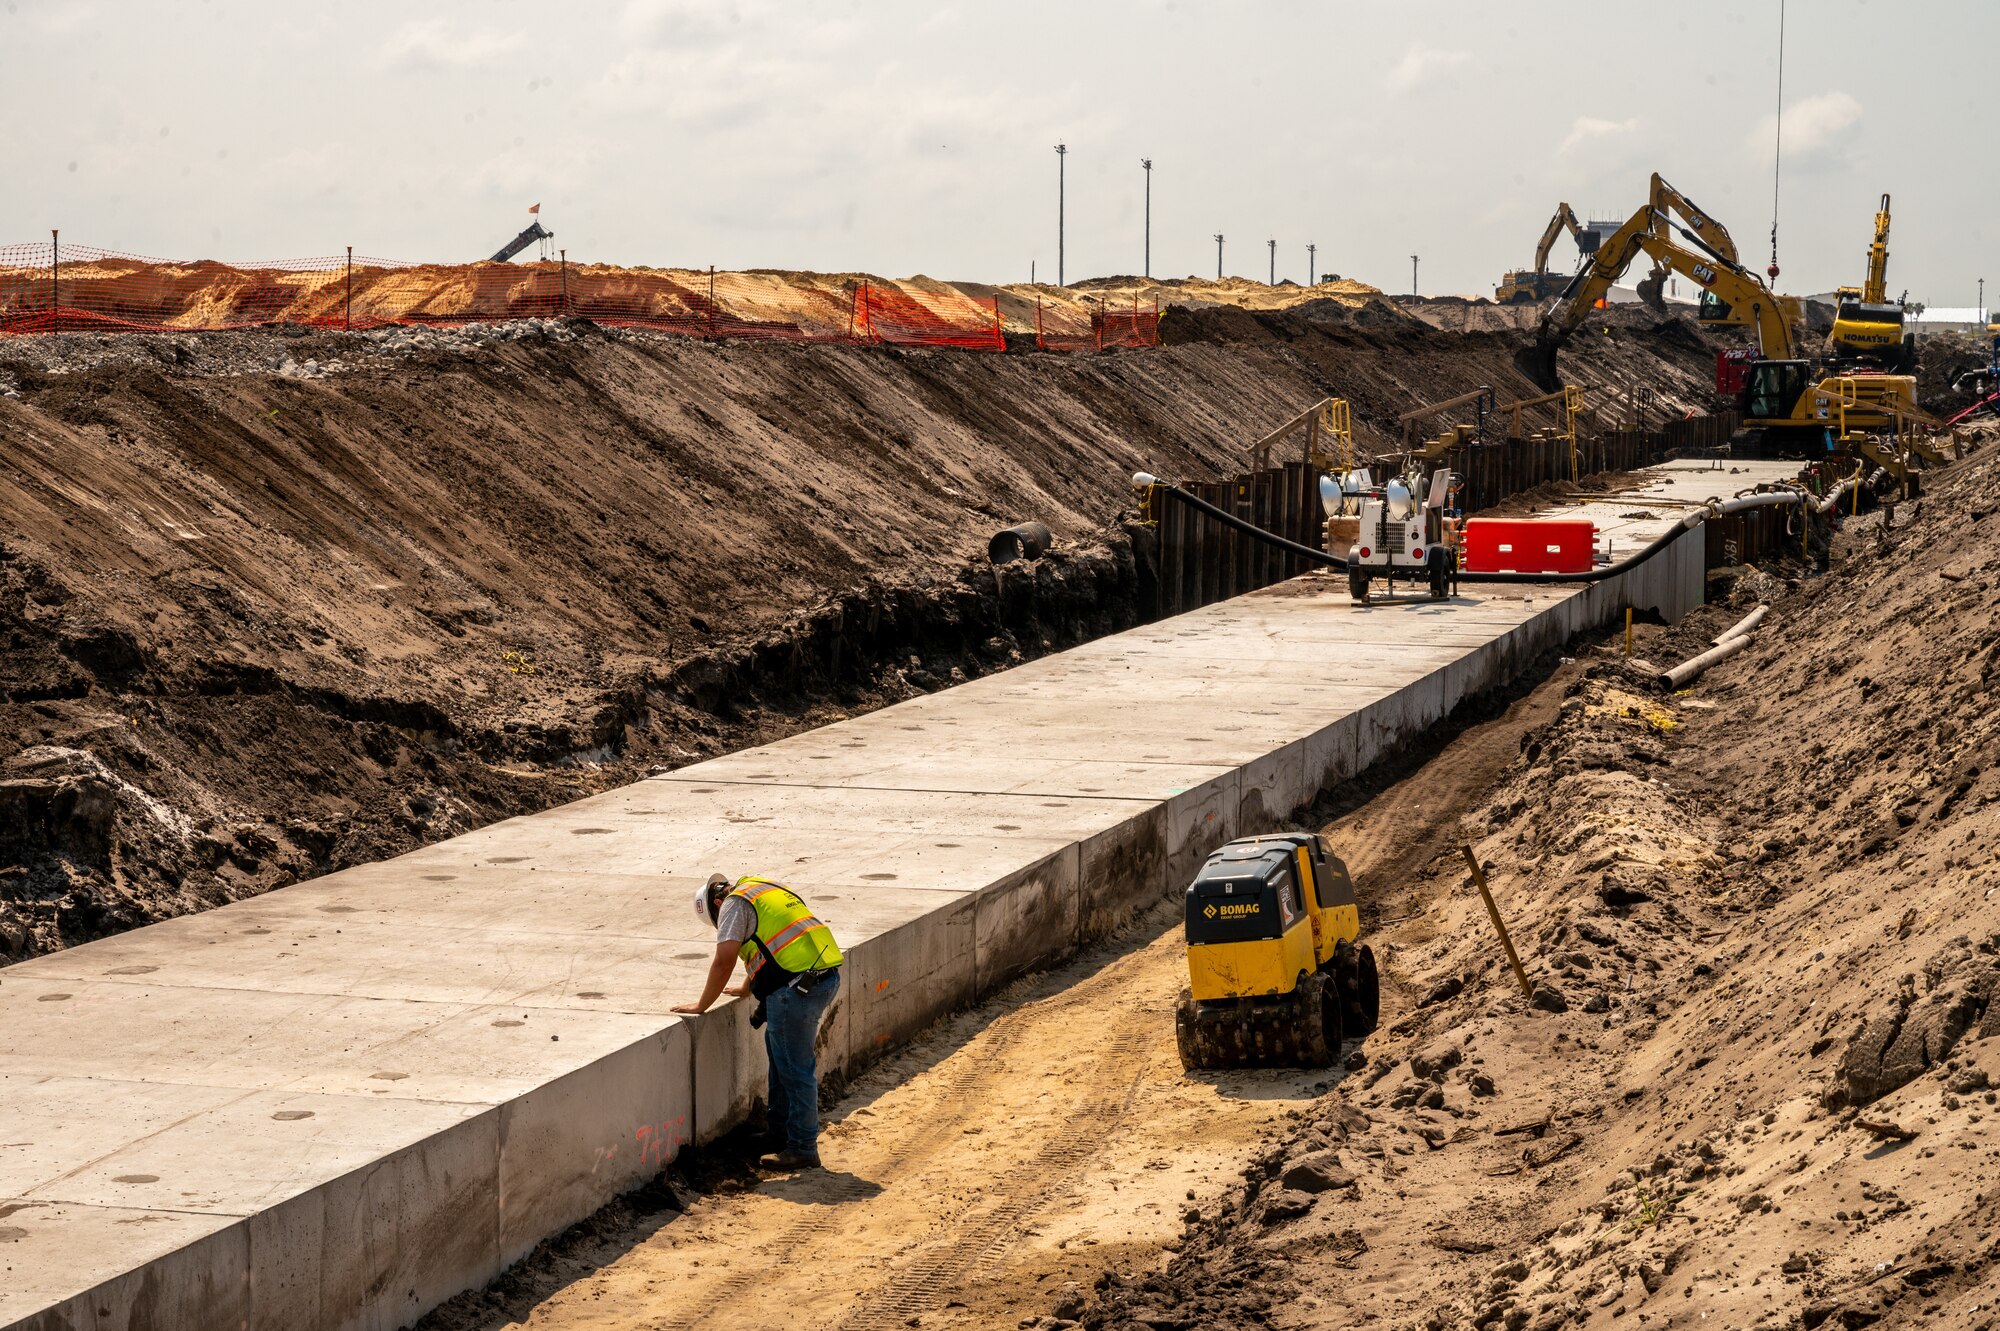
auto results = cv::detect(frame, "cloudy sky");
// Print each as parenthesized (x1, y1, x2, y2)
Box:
(4, 0, 1993, 304)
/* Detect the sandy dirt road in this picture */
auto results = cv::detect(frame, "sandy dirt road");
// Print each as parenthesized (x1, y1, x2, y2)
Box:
(422, 653, 1575, 1331)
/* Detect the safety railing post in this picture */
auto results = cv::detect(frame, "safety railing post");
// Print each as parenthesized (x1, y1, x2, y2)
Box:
(50, 229, 59, 334)
(707, 264, 717, 340)
(559, 248, 568, 317)
(344, 245, 352, 331)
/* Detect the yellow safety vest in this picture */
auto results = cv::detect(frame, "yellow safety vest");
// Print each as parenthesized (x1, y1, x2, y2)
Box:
(730, 878, 843, 983)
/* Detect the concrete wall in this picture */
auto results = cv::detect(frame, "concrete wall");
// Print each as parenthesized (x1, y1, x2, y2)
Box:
(2, 523, 1704, 1331)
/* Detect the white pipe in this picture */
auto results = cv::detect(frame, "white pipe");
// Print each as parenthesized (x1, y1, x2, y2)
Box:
(1712, 603, 1768, 645)
(1659, 633, 1753, 691)
(1660, 601, 1768, 690)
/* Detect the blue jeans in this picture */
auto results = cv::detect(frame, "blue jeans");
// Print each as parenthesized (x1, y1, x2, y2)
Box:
(763, 968, 840, 1156)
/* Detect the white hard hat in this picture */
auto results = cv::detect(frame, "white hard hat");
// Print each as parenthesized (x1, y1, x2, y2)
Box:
(694, 873, 731, 926)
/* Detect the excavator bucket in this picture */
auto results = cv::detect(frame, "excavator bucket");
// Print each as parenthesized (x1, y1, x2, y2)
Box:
(1516, 333, 1562, 394)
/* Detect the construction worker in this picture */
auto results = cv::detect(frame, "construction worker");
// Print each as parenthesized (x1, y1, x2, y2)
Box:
(675, 873, 843, 1170)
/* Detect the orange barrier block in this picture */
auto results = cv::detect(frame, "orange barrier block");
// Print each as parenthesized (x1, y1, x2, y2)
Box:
(1461, 518, 1596, 574)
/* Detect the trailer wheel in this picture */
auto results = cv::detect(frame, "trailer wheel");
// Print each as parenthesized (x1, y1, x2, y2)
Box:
(1347, 569, 1370, 603)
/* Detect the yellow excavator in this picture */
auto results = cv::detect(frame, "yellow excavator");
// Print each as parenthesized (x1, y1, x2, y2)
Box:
(1496, 203, 1593, 304)
(1501, 179, 1734, 308)
(1827, 193, 1917, 373)
(1522, 193, 1930, 458)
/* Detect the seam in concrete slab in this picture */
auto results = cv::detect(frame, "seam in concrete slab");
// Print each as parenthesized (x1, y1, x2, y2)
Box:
(650, 775, 1237, 797)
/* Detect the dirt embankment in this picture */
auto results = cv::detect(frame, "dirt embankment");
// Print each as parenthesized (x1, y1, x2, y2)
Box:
(1076, 436, 2000, 1331)
(0, 308, 1720, 960)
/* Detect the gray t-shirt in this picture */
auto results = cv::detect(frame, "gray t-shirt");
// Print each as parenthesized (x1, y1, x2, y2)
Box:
(716, 894, 758, 946)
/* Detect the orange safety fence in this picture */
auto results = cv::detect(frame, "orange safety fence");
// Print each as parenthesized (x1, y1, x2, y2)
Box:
(0, 241, 1039, 352)
(1033, 295, 1162, 352)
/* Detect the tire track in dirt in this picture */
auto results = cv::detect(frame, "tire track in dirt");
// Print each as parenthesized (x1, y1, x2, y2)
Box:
(643, 949, 1169, 1331)
(827, 1026, 1156, 1329)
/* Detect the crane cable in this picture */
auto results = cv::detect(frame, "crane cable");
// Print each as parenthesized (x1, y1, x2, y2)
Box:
(1767, 0, 1786, 280)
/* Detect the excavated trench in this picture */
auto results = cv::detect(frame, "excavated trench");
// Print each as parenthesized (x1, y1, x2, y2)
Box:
(0, 303, 1727, 962)
(0, 530, 1151, 958)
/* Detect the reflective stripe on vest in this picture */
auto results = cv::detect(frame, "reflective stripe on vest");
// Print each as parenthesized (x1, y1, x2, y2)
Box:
(730, 878, 842, 977)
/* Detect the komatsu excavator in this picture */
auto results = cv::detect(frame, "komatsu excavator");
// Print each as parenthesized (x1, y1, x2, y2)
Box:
(1827, 194, 1916, 373)
(1522, 192, 1931, 461)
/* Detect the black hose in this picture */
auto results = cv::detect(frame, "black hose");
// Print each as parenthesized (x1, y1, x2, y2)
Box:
(1156, 482, 1712, 586)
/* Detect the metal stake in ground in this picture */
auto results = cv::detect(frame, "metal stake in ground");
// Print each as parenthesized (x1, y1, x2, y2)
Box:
(1461, 846, 1533, 999)
(345, 246, 352, 331)
(51, 228, 59, 334)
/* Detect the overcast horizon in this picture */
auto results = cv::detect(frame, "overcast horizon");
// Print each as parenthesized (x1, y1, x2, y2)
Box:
(3, 0, 1994, 308)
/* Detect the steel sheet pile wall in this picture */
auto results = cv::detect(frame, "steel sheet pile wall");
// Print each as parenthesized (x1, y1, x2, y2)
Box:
(1146, 413, 1744, 617)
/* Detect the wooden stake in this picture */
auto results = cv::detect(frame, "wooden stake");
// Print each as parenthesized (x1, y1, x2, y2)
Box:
(1461, 846, 1533, 999)
(1624, 607, 1634, 658)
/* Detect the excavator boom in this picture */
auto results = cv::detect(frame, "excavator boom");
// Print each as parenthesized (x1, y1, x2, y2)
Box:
(490, 220, 553, 264)
(1522, 197, 1793, 390)
(1863, 193, 1891, 304)
(1647, 172, 1737, 266)
(1534, 203, 1586, 273)
(1497, 203, 1591, 303)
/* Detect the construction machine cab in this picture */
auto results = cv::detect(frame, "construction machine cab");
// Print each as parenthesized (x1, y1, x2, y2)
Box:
(1183, 840, 1317, 1002)
(1744, 359, 1814, 423)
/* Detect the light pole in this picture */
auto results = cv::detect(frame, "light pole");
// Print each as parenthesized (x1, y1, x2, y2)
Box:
(1308, 243, 1317, 286)
(1981, 276, 1986, 320)
(1214, 233, 1224, 280)
(1268, 238, 1276, 285)
(1411, 254, 1419, 297)
(1141, 158, 1152, 279)
(1055, 143, 1067, 287)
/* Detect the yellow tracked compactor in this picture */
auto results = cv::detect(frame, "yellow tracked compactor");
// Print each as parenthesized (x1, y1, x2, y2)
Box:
(1175, 834, 1380, 1070)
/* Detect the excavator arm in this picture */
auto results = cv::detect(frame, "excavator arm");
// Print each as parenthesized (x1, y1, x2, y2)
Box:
(1533, 203, 1586, 275)
(1647, 172, 1738, 266)
(490, 220, 553, 264)
(1862, 193, 1891, 304)
(1523, 205, 1792, 389)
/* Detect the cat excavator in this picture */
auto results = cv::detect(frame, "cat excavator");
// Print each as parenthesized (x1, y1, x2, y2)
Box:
(1521, 192, 1932, 464)
(1499, 177, 1736, 309)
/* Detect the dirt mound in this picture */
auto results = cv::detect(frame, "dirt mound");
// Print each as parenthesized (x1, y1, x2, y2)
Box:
(1066, 441, 2000, 1331)
(1914, 332, 1996, 416)
(0, 313, 1720, 962)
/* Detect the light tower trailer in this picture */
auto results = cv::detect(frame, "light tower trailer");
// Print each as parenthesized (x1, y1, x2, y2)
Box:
(1327, 468, 1463, 604)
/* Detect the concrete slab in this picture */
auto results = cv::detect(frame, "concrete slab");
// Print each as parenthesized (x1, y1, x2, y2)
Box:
(0, 461, 1744, 1331)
